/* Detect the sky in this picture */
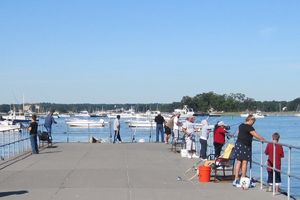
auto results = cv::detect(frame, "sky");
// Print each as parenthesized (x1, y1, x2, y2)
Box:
(1, 0, 299, 104)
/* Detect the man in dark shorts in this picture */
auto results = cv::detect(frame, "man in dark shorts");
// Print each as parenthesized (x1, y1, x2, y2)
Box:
(164, 125, 171, 144)
(233, 114, 265, 187)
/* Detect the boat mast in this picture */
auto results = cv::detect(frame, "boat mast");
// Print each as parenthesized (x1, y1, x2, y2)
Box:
(22, 94, 25, 114)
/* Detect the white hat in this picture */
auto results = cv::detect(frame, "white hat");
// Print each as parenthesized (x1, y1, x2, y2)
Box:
(187, 113, 194, 118)
(217, 121, 226, 126)
(157, 111, 161, 115)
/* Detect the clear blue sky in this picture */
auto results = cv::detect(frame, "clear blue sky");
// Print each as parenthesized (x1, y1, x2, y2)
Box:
(1, 0, 299, 104)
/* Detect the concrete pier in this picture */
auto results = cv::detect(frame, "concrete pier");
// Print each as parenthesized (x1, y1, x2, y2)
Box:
(0, 143, 285, 200)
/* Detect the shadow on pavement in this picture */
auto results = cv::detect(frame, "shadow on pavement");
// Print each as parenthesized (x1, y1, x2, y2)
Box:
(0, 190, 28, 197)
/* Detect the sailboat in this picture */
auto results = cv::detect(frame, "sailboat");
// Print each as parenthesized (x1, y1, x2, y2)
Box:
(295, 104, 300, 117)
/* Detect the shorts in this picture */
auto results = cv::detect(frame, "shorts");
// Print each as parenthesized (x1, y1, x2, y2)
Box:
(234, 141, 251, 161)
(165, 126, 171, 135)
(267, 171, 281, 184)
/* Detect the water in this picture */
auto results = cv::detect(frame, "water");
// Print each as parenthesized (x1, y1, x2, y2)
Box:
(5, 115, 300, 198)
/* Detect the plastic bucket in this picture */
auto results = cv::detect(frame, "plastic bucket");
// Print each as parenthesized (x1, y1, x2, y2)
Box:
(198, 165, 211, 182)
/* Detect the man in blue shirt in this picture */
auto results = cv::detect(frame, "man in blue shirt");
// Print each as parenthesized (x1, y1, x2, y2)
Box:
(44, 110, 57, 141)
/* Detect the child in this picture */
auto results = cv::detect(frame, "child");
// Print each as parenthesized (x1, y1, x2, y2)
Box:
(28, 114, 39, 154)
(265, 132, 284, 193)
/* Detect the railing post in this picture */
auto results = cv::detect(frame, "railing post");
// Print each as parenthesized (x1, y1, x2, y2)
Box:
(1, 132, 4, 160)
(13, 130, 16, 157)
(260, 141, 263, 189)
(109, 120, 112, 143)
(273, 142, 276, 196)
(288, 147, 291, 200)
(67, 125, 69, 143)
(8, 132, 10, 159)
(88, 123, 90, 142)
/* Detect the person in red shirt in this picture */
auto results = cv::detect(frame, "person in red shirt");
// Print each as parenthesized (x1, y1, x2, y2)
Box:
(213, 121, 228, 158)
(265, 132, 284, 193)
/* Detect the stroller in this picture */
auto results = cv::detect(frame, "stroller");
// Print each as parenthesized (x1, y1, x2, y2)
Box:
(38, 131, 52, 145)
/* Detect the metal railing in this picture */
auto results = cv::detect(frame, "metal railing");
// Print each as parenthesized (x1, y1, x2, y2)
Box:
(193, 131, 299, 200)
(0, 128, 31, 162)
(251, 139, 300, 200)
(0, 124, 45, 163)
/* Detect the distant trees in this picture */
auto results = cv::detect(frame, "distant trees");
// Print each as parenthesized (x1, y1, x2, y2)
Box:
(180, 92, 291, 113)
(0, 93, 299, 114)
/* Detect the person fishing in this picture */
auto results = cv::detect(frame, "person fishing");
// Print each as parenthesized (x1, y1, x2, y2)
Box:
(233, 114, 265, 187)
(213, 121, 228, 158)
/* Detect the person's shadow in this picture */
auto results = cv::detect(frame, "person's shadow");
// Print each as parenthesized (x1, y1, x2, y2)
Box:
(0, 190, 28, 197)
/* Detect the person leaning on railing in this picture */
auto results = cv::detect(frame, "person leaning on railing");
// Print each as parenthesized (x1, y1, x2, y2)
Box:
(232, 114, 265, 187)
(28, 114, 39, 154)
(265, 132, 284, 193)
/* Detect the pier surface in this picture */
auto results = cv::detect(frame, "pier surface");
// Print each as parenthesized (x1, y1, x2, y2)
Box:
(0, 143, 285, 200)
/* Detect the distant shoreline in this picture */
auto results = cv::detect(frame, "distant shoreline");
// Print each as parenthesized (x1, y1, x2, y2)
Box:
(221, 111, 299, 116)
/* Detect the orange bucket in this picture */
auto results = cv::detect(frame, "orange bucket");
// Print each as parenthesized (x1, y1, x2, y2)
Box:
(198, 165, 211, 182)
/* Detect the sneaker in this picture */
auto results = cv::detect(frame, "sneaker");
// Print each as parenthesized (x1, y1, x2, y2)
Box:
(266, 186, 273, 192)
(192, 154, 199, 158)
(233, 179, 241, 187)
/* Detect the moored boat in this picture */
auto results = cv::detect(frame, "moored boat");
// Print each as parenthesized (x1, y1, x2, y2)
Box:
(128, 120, 156, 128)
(74, 111, 90, 117)
(0, 120, 21, 131)
(240, 111, 265, 118)
(65, 118, 105, 127)
(174, 105, 194, 119)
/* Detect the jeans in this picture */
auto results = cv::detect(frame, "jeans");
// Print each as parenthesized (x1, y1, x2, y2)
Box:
(113, 130, 122, 143)
(156, 124, 164, 142)
(44, 125, 52, 138)
(214, 142, 224, 158)
(200, 139, 207, 159)
(30, 134, 39, 154)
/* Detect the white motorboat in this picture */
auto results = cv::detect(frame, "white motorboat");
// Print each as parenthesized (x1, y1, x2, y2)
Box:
(107, 112, 136, 119)
(2, 111, 31, 123)
(128, 120, 156, 128)
(58, 114, 71, 118)
(240, 111, 265, 119)
(74, 111, 90, 117)
(107, 108, 136, 119)
(174, 105, 195, 119)
(0, 120, 21, 131)
(66, 118, 105, 127)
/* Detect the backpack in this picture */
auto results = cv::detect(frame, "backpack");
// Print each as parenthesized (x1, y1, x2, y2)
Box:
(166, 116, 175, 128)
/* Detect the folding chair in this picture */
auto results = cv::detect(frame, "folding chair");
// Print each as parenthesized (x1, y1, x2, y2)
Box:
(206, 143, 235, 181)
(171, 132, 185, 153)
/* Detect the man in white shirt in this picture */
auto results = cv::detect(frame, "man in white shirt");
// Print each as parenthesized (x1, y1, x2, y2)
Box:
(173, 112, 181, 142)
(113, 115, 122, 143)
(199, 119, 210, 159)
(182, 114, 197, 158)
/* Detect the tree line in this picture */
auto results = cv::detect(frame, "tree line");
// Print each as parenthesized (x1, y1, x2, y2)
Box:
(0, 92, 299, 114)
